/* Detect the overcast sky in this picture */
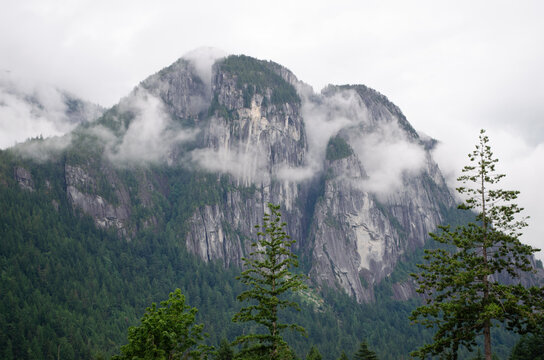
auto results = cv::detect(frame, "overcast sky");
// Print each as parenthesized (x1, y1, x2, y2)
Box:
(1, 0, 543, 257)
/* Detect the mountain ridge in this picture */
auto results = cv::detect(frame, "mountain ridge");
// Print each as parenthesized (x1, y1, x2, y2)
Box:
(4, 53, 459, 303)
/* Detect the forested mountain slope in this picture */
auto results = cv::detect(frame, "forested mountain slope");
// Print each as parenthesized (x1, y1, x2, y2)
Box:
(1, 53, 538, 359)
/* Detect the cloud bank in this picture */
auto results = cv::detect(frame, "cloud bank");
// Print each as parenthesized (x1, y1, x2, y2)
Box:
(0, 72, 91, 149)
(190, 114, 271, 184)
(12, 134, 74, 163)
(350, 121, 426, 194)
(103, 89, 198, 166)
(278, 86, 426, 195)
(183, 47, 227, 88)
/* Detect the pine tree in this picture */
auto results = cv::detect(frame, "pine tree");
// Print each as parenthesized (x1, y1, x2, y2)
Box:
(410, 129, 544, 360)
(353, 341, 378, 360)
(216, 339, 234, 360)
(306, 345, 322, 360)
(112, 289, 207, 360)
(232, 203, 307, 359)
(337, 351, 349, 360)
(509, 332, 544, 360)
(472, 349, 484, 360)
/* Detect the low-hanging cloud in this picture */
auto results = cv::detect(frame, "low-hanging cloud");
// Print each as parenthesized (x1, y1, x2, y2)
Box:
(6, 75, 197, 167)
(0, 72, 73, 149)
(277, 87, 367, 182)
(350, 121, 426, 195)
(104, 89, 197, 166)
(183, 47, 227, 88)
(278, 86, 427, 195)
(12, 133, 73, 163)
(190, 118, 270, 184)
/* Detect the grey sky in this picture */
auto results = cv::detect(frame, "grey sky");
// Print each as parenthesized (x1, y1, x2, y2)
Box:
(1, 0, 543, 256)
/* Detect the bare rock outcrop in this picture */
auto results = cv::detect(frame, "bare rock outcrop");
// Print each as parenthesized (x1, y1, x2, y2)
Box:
(14, 166, 34, 191)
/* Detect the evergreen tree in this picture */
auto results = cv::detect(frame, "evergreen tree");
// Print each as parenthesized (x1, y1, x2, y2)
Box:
(410, 129, 544, 360)
(353, 341, 378, 360)
(509, 332, 544, 360)
(216, 339, 234, 360)
(232, 203, 307, 359)
(472, 349, 484, 360)
(337, 351, 349, 360)
(112, 289, 207, 360)
(306, 345, 322, 360)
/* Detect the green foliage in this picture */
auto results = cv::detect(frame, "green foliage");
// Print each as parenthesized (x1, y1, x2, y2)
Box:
(354, 341, 378, 360)
(209, 94, 238, 120)
(411, 129, 544, 360)
(0, 151, 244, 359)
(337, 351, 349, 360)
(112, 289, 207, 359)
(220, 55, 300, 106)
(86, 104, 135, 136)
(471, 349, 484, 360)
(306, 345, 322, 360)
(216, 339, 234, 360)
(325, 136, 353, 161)
(232, 203, 307, 359)
(509, 332, 544, 360)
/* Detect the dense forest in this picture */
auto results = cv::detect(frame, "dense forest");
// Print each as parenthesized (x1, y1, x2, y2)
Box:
(0, 146, 534, 359)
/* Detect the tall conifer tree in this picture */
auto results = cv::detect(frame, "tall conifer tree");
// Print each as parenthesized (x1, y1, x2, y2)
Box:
(411, 129, 543, 360)
(232, 203, 306, 359)
(353, 341, 378, 360)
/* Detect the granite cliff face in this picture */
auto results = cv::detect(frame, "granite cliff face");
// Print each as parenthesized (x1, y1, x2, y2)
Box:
(64, 164, 132, 235)
(165, 55, 454, 302)
(10, 54, 457, 303)
(303, 85, 455, 302)
(184, 56, 308, 266)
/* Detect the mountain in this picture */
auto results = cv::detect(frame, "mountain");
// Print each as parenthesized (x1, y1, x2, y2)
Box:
(70, 56, 454, 302)
(30, 54, 456, 301)
(1, 52, 539, 359)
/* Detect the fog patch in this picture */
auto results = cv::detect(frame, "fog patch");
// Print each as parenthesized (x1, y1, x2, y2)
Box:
(105, 89, 197, 166)
(277, 88, 366, 182)
(283, 86, 427, 195)
(190, 119, 269, 184)
(0, 71, 101, 149)
(183, 47, 227, 87)
(276, 165, 316, 183)
(350, 121, 426, 195)
(12, 133, 73, 163)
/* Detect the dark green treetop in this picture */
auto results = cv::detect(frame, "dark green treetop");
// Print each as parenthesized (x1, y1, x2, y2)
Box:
(410, 129, 543, 360)
(232, 203, 307, 359)
(353, 341, 378, 360)
(509, 331, 544, 360)
(112, 289, 208, 360)
(326, 136, 353, 161)
(306, 345, 322, 360)
(216, 339, 234, 360)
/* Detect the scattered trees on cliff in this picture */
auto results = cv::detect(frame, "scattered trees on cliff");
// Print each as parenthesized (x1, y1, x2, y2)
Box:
(411, 129, 543, 360)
